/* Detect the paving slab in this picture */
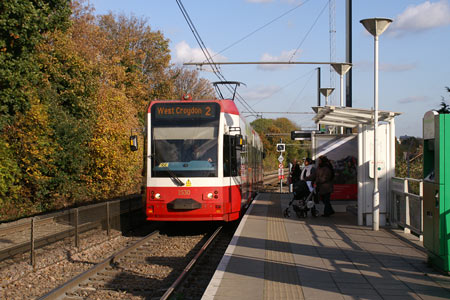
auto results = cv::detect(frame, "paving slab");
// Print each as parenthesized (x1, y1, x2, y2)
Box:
(202, 192, 450, 300)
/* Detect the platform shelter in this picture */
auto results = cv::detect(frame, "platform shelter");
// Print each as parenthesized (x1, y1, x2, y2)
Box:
(312, 106, 401, 227)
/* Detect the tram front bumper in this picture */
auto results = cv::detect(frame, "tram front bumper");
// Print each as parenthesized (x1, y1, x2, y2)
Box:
(167, 198, 202, 210)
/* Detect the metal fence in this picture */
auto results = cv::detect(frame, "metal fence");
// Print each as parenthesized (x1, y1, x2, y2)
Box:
(390, 177, 423, 240)
(0, 194, 144, 268)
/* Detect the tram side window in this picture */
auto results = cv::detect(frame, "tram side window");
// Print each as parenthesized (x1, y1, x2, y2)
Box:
(223, 135, 238, 177)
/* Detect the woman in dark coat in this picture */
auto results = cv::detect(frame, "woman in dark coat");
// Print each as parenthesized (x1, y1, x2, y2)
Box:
(291, 159, 301, 183)
(313, 156, 335, 216)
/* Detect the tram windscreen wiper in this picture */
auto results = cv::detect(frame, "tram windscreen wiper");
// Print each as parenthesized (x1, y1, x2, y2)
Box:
(151, 154, 184, 186)
(166, 169, 184, 186)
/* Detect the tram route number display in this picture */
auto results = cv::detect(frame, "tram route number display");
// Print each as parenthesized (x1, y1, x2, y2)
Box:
(153, 103, 218, 120)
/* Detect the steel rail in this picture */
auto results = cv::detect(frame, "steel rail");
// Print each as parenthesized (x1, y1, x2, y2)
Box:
(38, 230, 160, 300)
(159, 226, 223, 300)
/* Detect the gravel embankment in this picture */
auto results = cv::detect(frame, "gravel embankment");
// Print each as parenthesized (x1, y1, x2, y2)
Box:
(0, 228, 132, 299)
(0, 222, 210, 300)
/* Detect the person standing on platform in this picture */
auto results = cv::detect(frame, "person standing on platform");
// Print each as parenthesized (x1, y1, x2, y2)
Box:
(291, 159, 301, 183)
(313, 155, 335, 217)
(300, 158, 315, 193)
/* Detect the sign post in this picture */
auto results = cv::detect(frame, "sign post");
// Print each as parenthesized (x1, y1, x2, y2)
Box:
(276, 139, 285, 193)
(278, 155, 284, 193)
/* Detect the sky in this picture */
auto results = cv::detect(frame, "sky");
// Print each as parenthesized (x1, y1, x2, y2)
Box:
(87, 0, 450, 137)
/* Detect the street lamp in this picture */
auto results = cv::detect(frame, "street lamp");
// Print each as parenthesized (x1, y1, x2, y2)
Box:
(331, 63, 352, 134)
(319, 88, 334, 106)
(360, 18, 392, 231)
(331, 63, 352, 107)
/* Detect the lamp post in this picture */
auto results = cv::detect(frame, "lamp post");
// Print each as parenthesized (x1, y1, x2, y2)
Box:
(360, 18, 392, 231)
(319, 88, 334, 106)
(331, 63, 352, 134)
(317, 67, 321, 131)
(331, 63, 352, 107)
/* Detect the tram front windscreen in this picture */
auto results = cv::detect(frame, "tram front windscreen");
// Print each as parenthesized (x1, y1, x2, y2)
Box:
(150, 103, 220, 178)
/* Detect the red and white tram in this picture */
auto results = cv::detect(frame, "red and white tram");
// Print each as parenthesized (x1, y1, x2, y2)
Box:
(138, 89, 264, 221)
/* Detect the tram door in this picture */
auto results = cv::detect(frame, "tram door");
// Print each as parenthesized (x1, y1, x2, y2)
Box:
(224, 135, 241, 212)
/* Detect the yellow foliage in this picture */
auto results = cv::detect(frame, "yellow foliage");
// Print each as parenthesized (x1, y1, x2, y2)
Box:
(7, 95, 57, 202)
(86, 83, 142, 198)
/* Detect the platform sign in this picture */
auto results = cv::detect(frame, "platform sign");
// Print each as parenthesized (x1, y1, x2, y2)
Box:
(278, 168, 284, 179)
(291, 130, 312, 141)
(278, 154, 284, 163)
(369, 160, 385, 178)
(278, 163, 283, 169)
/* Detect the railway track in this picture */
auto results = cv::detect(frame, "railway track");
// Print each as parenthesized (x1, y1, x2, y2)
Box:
(161, 223, 238, 300)
(0, 172, 284, 264)
(39, 222, 228, 300)
(0, 172, 285, 299)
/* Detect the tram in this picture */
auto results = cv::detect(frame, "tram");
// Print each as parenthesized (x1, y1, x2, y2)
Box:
(133, 82, 264, 221)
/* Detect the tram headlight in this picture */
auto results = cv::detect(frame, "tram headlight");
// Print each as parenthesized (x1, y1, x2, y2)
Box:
(155, 193, 161, 200)
(207, 193, 213, 199)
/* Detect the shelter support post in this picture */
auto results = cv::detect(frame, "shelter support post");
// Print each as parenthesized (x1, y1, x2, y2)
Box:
(388, 119, 396, 224)
(357, 124, 364, 225)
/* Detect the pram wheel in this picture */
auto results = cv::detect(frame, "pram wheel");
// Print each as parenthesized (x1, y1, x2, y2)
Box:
(311, 208, 319, 217)
(283, 207, 291, 218)
(296, 210, 306, 218)
(294, 207, 307, 218)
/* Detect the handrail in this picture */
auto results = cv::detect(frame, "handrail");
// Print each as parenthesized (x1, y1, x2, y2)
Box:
(390, 177, 423, 241)
(392, 176, 422, 183)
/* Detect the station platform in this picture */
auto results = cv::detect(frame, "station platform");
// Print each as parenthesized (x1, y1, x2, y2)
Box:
(202, 192, 450, 300)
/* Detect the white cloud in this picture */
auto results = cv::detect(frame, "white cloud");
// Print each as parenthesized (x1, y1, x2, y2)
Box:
(398, 96, 429, 104)
(241, 85, 281, 101)
(258, 49, 301, 71)
(389, 0, 450, 37)
(173, 41, 226, 65)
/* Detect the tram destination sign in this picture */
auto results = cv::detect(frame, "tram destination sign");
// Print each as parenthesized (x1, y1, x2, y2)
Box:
(153, 103, 218, 120)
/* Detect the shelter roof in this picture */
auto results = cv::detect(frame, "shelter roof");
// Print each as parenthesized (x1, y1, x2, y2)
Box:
(312, 106, 402, 128)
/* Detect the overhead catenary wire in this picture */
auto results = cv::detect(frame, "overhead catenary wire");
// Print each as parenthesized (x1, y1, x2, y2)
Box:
(175, 0, 220, 76)
(241, 112, 314, 114)
(213, 0, 313, 58)
(175, 0, 258, 116)
(287, 69, 316, 112)
(251, 68, 316, 107)
(289, 0, 329, 62)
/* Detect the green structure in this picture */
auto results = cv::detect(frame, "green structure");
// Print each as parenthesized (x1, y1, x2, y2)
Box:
(423, 110, 450, 273)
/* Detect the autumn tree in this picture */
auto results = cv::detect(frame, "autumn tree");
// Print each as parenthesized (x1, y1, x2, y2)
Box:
(0, 0, 72, 217)
(0, 0, 71, 126)
(251, 118, 308, 170)
(97, 13, 172, 110)
(169, 67, 215, 100)
(0, 0, 218, 220)
(36, 26, 98, 206)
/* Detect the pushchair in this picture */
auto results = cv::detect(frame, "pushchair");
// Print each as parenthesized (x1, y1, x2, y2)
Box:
(284, 180, 318, 218)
